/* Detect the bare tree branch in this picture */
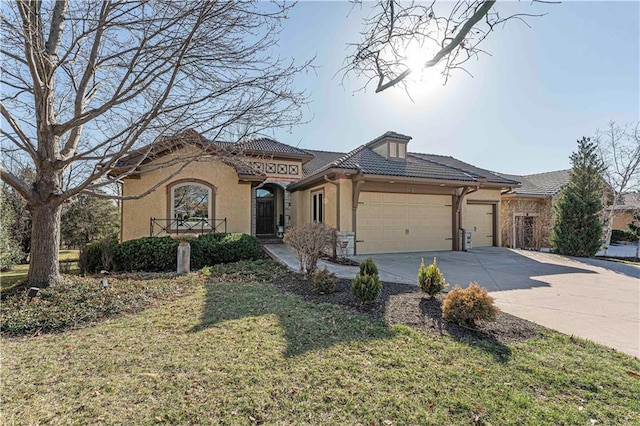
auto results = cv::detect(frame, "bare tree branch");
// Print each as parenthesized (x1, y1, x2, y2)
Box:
(343, 0, 550, 93)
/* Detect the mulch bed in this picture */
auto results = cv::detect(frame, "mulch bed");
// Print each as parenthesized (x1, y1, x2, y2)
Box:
(272, 274, 547, 347)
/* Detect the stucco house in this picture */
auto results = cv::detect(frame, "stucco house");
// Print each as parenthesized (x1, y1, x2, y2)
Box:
(499, 170, 571, 250)
(610, 192, 640, 231)
(116, 130, 520, 255)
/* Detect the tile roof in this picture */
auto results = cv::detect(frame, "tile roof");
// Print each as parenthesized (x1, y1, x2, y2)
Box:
(296, 134, 520, 186)
(233, 138, 311, 157)
(409, 153, 519, 186)
(302, 149, 345, 176)
(304, 144, 481, 182)
(500, 169, 571, 197)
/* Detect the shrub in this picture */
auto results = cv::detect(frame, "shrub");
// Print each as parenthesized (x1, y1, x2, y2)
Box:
(113, 236, 178, 272)
(283, 222, 334, 275)
(359, 257, 379, 276)
(312, 267, 337, 295)
(191, 233, 262, 269)
(351, 273, 382, 304)
(1, 273, 202, 335)
(82, 236, 118, 274)
(442, 282, 499, 327)
(417, 257, 447, 298)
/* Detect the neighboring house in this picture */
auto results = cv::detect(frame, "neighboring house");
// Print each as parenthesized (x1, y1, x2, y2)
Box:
(499, 170, 571, 250)
(610, 192, 640, 231)
(116, 130, 520, 255)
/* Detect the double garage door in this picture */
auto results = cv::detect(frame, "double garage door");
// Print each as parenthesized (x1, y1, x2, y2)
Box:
(357, 192, 453, 255)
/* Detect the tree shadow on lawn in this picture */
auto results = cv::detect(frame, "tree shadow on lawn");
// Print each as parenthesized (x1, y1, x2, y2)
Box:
(189, 279, 399, 358)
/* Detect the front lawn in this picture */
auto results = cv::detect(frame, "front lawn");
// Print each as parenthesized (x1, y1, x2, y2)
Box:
(2, 264, 639, 425)
(0, 250, 80, 293)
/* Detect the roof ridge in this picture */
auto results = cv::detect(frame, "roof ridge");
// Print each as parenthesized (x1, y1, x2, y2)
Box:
(303, 148, 346, 155)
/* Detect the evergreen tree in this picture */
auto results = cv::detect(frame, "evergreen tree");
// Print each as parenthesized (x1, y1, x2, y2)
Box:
(552, 137, 605, 256)
(61, 194, 120, 249)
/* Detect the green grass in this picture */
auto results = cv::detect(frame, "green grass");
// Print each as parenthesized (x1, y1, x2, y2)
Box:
(0, 250, 80, 292)
(0, 263, 29, 291)
(2, 278, 639, 425)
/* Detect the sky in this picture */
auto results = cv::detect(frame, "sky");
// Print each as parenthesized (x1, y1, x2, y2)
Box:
(267, 1, 640, 175)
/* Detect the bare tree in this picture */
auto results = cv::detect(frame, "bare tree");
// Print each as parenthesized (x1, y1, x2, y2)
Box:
(0, 0, 309, 287)
(596, 121, 640, 254)
(344, 0, 551, 93)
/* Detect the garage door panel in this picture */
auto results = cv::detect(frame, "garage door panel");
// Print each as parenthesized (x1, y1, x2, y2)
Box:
(357, 192, 452, 254)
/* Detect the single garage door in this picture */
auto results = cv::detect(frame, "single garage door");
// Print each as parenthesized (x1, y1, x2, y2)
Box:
(357, 192, 452, 254)
(466, 203, 494, 247)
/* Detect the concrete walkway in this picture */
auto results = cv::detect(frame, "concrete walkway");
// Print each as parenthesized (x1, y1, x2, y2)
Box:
(264, 244, 640, 358)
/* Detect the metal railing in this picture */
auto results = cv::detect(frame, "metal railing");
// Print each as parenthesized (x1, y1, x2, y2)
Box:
(150, 217, 227, 237)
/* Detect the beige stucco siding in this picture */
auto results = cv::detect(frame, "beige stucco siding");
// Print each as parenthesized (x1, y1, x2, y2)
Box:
(289, 182, 338, 229)
(612, 211, 636, 231)
(121, 155, 252, 241)
(338, 178, 353, 231)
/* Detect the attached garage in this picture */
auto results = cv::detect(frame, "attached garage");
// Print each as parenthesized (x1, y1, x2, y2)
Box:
(357, 192, 453, 254)
(465, 203, 496, 247)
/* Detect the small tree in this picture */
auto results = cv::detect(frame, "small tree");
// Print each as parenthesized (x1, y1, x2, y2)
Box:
(283, 223, 334, 275)
(351, 258, 382, 305)
(417, 257, 447, 298)
(552, 137, 605, 257)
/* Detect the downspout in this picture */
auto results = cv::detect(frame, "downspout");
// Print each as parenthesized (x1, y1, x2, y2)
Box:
(455, 186, 479, 250)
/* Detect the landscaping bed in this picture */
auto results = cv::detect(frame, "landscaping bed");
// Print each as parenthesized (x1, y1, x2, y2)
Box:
(272, 274, 545, 347)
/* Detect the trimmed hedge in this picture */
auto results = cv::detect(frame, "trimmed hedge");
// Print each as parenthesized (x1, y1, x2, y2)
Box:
(191, 233, 262, 269)
(113, 236, 178, 272)
(107, 233, 262, 272)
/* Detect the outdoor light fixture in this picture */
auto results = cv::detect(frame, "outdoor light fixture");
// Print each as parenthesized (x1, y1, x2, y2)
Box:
(27, 287, 40, 301)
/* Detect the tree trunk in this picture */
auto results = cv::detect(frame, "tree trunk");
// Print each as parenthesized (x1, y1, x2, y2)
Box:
(27, 202, 63, 287)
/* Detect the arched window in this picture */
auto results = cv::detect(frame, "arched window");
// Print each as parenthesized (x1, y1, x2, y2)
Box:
(256, 188, 274, 198)
(168, 180, 215, 229)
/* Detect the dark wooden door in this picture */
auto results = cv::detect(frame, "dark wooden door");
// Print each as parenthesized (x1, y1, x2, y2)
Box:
(256, 199, 275, 234)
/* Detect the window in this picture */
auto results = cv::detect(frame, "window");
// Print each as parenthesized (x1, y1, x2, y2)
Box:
(312, 190, 324, 223)
(169, 181, 214, 229)
(389, 142, 397, 157)
(256, 188, 274, 198)
(398, 143, 406, 158)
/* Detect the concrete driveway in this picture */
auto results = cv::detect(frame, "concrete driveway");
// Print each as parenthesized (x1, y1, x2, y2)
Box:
(352, 247, 640, 358)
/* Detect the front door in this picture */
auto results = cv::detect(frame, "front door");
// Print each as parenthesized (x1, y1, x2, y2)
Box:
(256, 199, 275, 235)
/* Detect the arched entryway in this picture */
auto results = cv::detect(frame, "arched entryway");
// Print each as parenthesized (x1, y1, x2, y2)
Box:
(255, 186, 276, 235)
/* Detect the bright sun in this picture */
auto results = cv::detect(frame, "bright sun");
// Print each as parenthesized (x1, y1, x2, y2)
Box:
(387, 44, 446, 105)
